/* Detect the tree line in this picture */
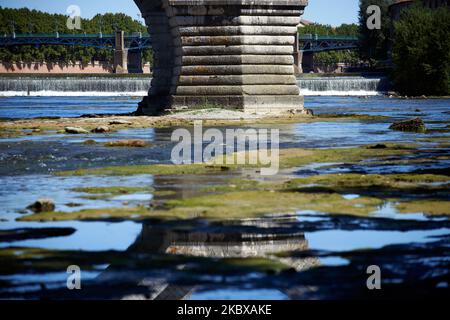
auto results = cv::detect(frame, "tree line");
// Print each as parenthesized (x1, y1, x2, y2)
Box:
(0, 7, 152, 65)
(359, 0, 449, 95)
(298, 23, 360, 65)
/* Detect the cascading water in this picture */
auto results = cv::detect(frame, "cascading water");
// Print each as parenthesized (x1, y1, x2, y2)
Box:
(298, 76, 390, 96)
(0, 75, 390, 97)
(0, 76, 152, 96)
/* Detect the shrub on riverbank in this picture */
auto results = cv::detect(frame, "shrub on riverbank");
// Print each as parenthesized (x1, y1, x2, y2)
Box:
(392, 6, 450, 96)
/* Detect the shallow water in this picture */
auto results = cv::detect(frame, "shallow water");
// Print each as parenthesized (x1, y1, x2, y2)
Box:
(0, 95, 449, 299)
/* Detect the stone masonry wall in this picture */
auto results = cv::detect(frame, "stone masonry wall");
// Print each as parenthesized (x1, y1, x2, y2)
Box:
(134, 0, 308, 114)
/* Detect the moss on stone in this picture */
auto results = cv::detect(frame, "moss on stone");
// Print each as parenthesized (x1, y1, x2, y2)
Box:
(285, 173, 450, 191)
(56, 163, 232, 176)
(55, 143, 417, 177)
(18, 189, 383, 222)
(278, 143, 416, 169)
(395, 200, 450, 215)
(73, 186, 153, 200)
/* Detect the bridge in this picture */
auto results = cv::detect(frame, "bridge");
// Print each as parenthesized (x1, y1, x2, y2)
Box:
(0, 33, 357, 53)
(294, 34, 359, 73)
(0, 32, 358, 75)
(0, 31, 152, 74)
(298, 34, 359, 53)
(0, 32, 358, 52)
(0, 32, 152, 51)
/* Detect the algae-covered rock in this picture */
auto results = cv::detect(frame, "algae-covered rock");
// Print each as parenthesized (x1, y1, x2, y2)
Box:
(91, 126, 110, 133)
(109, 119, 132, 125)
(65, 126, 89, 134)
(389, 118, 427, 133)
(27, 198, 55, 213)
(104, 140, 150, 148)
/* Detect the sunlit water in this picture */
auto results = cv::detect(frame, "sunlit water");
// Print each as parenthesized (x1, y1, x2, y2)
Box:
(0, 95, 449, 299)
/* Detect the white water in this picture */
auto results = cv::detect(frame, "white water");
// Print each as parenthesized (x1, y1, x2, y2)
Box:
(0, 75, 389, 97)
(297, 76, 389, 96)
(0, 90, 148, 97)
(300, 89, 380, 96)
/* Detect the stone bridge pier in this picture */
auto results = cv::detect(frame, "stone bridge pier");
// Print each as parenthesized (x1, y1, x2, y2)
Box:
(134, 0, 308, 115)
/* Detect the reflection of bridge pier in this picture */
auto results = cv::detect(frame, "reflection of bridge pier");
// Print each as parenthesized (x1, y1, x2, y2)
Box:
(114, 216, 320, 300)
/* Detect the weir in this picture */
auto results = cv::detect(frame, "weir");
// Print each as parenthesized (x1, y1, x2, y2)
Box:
(133, 0, 309, 115)
(0, 75, 390, 96)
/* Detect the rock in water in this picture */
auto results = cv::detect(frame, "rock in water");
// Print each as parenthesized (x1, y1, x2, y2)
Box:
(65, 127, 89, 134)
(27, 199, 55, 213)
(104, 140, 149, 148)
(91, 126, 110, 133)
(389, 118, 427, 133)
(109, 120, 132, 125)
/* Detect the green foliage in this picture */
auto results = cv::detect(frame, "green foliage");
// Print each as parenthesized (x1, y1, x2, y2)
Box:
(300, 23, 359, 37)
(314, 51, 360, 65)
(358, 0, 392, 63)
(298, 23, 359, 64)
(0, 7, 152, 64)
(392, 6, 450, 96)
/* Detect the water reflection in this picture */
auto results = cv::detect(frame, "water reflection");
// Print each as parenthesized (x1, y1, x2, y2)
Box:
(119, 217, 319, 300)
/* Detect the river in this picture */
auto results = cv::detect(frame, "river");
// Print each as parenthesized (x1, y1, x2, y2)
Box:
(0, 94, 449, 299)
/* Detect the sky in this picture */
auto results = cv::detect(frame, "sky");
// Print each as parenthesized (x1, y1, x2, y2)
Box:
(0, 0, 360, 26)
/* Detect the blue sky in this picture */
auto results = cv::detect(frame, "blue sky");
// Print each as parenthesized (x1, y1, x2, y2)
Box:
(0, 0, 359, 26)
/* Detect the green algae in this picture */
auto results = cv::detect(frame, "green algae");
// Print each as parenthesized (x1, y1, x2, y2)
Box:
(56, 163, 232, 177)
(55, 143, 416, 177)
(73, 186, 153, 200)
(18, 189, 383, 222)
(278, 143, 416, 169)
(0, 247, 290, 278)
(395, 200, 450, 215)
(285, 173, 450, 191)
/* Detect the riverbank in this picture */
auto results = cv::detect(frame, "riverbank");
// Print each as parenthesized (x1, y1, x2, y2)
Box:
(0, 109, 395, 139)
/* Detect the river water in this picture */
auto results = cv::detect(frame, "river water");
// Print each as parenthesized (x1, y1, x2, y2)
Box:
(0, 95, 449, 299)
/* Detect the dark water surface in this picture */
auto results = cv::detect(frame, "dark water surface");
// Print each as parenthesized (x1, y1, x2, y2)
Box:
(0, 96, 449, 299)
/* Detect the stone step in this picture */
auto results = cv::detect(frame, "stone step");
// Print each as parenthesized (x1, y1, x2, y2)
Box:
(180, 65, 294, 75)
(179, 55, 294, 66)
(170, 15, 301, 27)
(178, 45, 294, 56)
(176, 85, 300, 96)
(180, 35, 295, 46)
(177, 75, 297, 85)
(178, 26, 298, 36)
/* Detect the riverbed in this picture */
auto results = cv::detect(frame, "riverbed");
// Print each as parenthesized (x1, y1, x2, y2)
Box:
(0, 95, 449, 299)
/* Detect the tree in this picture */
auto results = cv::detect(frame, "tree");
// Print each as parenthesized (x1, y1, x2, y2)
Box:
(298, 23, 360, 65)
(392, 6, 450, 96)
(0, 7, 152, 65)
(358, 0, 392, 64)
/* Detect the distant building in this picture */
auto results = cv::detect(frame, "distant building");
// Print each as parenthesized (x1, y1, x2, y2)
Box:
(298, 18, 313, 28)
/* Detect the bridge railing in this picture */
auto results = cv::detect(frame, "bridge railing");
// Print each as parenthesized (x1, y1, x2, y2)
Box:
(2, 33, 151, 39)
(299, 34, 359, 41)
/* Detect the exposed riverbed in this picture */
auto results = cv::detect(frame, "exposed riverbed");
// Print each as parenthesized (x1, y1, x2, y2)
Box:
(0, 96, 449, 299)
